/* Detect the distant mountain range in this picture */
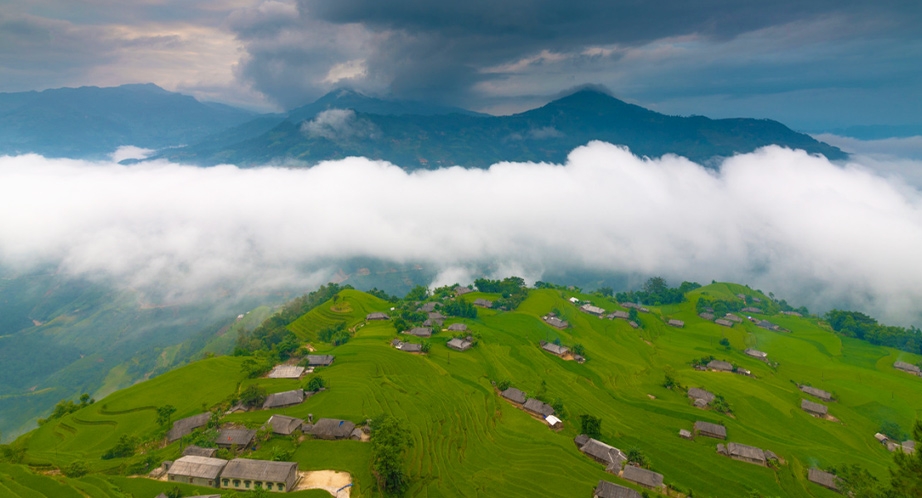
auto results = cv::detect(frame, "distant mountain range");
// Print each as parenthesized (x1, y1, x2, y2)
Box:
(0, 84, 846, 166)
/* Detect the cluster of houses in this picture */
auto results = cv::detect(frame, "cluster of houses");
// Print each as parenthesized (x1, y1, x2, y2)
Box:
(500, 386, 561, 429)
(605, 310, 639, 328)
(698, 311, 739, 328)
(874, 432, 917, 454)
(163, 456, 299, 493)
(574, 434, 665, 492)
(687, 387, 716, 409)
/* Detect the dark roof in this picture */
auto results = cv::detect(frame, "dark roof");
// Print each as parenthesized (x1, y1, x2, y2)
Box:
(580, 438, 626, 466)
(182, 445, 218, 458)
(399, 342, 423, 353)
(263, 389, 305, 409)
(622, 465, 664, 488)
(406, 327, 432, 337)
(221, 458, 297, 482)
(801, 399, 828, 415)
(574, 434, 591, 447)
(167, 456, 228, 480)
(727, 442, 766, 463)
(447, 323, 468, 331)
(541, 341, 569, 356)
(501, 387, 527, 404)
(167, 412, 211, 442)
(800, 385, 832, 401)
(707, 360, 733, 371)
(523, 398, 555, 416)
(454, 286, 472, 295)
(693, 421, 727, 439)
(306, 355, 334, 366)
(594, 480, 642, 498)
(543, 316, 568, 328)
(609, 310, 630, 319)
(310, 418, 356, 439)
(715, 318, 733, 327)
(268, 414, 304, 435)
(473, 298, 493, 307)
(419, 302, 437, 312)
(808, 468, 839, 490)
(215, 428, 256, 447)
(687, 388, 715, 404)
(366, 312, 390, 320)
(698, 312, 715, 320)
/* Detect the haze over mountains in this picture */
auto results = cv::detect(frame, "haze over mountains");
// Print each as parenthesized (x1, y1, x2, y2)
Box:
(0, 84, 844, 166)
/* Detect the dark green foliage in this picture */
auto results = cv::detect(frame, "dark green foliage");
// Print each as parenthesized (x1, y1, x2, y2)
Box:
(270, 446, 294, 462)
(880, 421, 908, 442)
(371, 415, 413, 495)
(597, 287, 614, 297)
(551, 398, 565, 416)
(616, 277, 697, 306)
(37, 394, 94, 425)
(239, 384, 267, 408)
(829, 464, 887, 497)
(628, 308, 640, 325)
(890, 420, 922, 497)
(826, 309, 922, 356)
(572, 343, 586, 357)
(306, 376, 325, 392)
(367, 287, 399, 302)
(318, 322, 350, 346)
(156, 405, 176, 428)
(165, 486, 183, 498)
(711, 394, 731, 414)
(62, 461, 88, 478)
(101, 434, 138, 460)
(187, 428, 218, 448)
(474, 277, 529, 309)
(421, 341, 431, 353)
(404, 285, 429, 302)
(579, 414, 602, 439)
(691, 356, 715, 367)
(627, 448, 651, 469)
(442, 299, 477, 318)
(241, 353, 274, 378)
(662, 373, 680, 390)
(719, 337, 730, 349)
(496, 380, 511, 391)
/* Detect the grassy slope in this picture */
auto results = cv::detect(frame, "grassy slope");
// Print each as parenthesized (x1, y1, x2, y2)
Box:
(11, 284, 922, 497)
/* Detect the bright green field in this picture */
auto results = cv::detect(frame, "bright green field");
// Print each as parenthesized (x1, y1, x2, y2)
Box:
(9, 284, 922, 497)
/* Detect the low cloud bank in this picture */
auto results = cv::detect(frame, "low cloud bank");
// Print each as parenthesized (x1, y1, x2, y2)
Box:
(1, 142, 921, 325)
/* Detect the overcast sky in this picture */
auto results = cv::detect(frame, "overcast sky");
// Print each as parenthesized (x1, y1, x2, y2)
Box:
(1, 0, 921, 131)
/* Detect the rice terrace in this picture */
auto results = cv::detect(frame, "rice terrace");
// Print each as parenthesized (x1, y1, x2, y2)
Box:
(2, 279, 922, 497)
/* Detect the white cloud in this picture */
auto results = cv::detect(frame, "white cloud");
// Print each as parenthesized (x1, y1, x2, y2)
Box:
(1, 143, 921, 326)
(322, 59, 368, 85)
(110, 145, 155, 162)
(301, 109, 376, 140)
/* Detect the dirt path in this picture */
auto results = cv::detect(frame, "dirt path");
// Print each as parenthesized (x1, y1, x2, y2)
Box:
(293, 470, 353, 497)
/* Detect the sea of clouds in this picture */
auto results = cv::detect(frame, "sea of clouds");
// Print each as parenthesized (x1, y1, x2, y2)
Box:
(1, 141, 921, 325)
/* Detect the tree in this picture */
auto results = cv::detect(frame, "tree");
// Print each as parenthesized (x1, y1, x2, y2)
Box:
(719, 338, 730, 349)
(891, 420, 922, 496)
(572, 343, 586, 357)
(579, 414, 602, 439)
(598, 287, 614, 297)
(405, 285, 429, 302)
(165, 486, 183, 498)
(157, 405, 177, 428)
(627, 448, 651, 469)
(371, 415, 413, 495)
(239, 384, 267, 408)
(101, 434, 138, 460)
(63, 461, 88, 478)
(306, 376, 325, 392)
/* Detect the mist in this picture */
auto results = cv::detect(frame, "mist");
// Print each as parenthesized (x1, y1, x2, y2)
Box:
(1, 142, 921, 326)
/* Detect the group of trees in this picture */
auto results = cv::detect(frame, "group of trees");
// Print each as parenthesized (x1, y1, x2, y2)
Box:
(826, 420, 922, 496)
(615, 277, 700, 306)
(474, 277, 529, 309)
(826, 310, 922, 357)
(370, 415, 413, 495)
(318, 322, 351, 346)
(37, 393, 95, 426)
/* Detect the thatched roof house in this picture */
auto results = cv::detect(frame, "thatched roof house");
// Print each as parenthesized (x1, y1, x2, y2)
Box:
(182, 445, 218, 458)
(808, 468, 839, 490)
(366, 312, 390, 320)
(501, 387, 527, 404)
(167, 455, 228, 488)
(543, 316, 568, 329)
(262, 389, 305, 409)
(715, 318, 733, 327)
(800, 385, 832, 401)
(707, 360, 734, 372)
(581, 303, 606, 315)
(687, 387, 715, 405)
(454, 285, 472, 296)
(720, 442, 767, 466)
(724, 314, 743, 323)
(574, 434, 591, 447)
(757, 320, 780, 331)
(744, 348, 767, 359)
(580, 438, 627, 468)
(621, 465, 664, 489)
(394, 341, 423, 353)
(699, 312, 715, 320)
(267, 365, 305, 379)
(446, 338, 473, 351)
(447, 323, 468, 331)
(219, 459, 298, 493)
(594, 480, 642, 498)
(523, 398, 555, 417)
(418, 302, 437, 312)
(894, 361, 921, 375)
(679, 429, 693, 439)
(667, 319, 684, 328)
(309, 418, 356, 440)
(609, 310, 630, 320)
(267, 414, 304, 435)
(306, 355, 334, 367)
(167, 413, 211, 442)
(215, 428, 256, 449)
(694, 421, 727, 439)
(801, 399, 828, 417)
(473, 298, 493, 308)
(540, 341, 569, 356)
(406, 327, 432, 337)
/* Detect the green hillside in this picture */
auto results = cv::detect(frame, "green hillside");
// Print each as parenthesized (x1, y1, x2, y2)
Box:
(4, 283, 921, 497)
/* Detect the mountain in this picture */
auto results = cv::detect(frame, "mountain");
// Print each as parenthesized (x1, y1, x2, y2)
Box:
(3, 283, 917, 497)
(0, 84, 256, 158)
(159, 89, 846, 167)
(286, 88, 487, 122)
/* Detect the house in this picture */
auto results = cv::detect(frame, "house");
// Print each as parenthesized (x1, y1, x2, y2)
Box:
(620, 302, 640, 309)
(744, 349, 767, 359)
(501, 387, 527, 404)
(215, 428, 257, 449)
(875, 433, 889, 444)
(667, 319, 684, 328)
(621, 465, 664, 490)
(418, 302, 437, 313)
(167, 413, 212, 442)
(800, 385, 833, 401)
(473, 298, 493, 308)
(724, 314, 743, 323)
(183, 445, 218, 458)
(580, 438, 627, 469)
(757, 320, 780, 331)
(801, 399, 828, 417)
(447, 323, 468, 332)
(366, 312, 390, 320)
(715, 319, 734, 327)
(309, 418, 356, 440)
(540, 341, 569, 356)
(699, 312, 715, 320)
(569, 297, 580, 304)
(454, 285, 472, 296)
(446, 337, 473, 351)
(422, 318, 442, 327)
(694, 421, 727, 439)
(219, 458, 298, 493)
(574, 434, 591, 447)
(543, 316, 568, 329)
(781, 311, 803, 317)
(594, 480, 642, 498)
(406, 327, 432, 337)
(808, 468, 839, 491)
(305, 355, 334, 367)
(741, 307, 762, 313)
(894, 361, 921, 375)
(166, 455, 228, 488)
(679, 429, 693, 439)
(609, 310, 630, 320)
(523, 398, 555, 417)
(394, 341, 423, 353)
(687, 387, 715, 406)
(719, 442, 767, 466)
(545, 415, 563, 429)
(581, 303, 606, 316)
(267, 414, 304, 435)
(262, 389, 305, 409)
(891, 440, 918, 454)
(707, 360, 734, 372)
(267, 365, 305, 379)
(628, 321, 639, 329)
